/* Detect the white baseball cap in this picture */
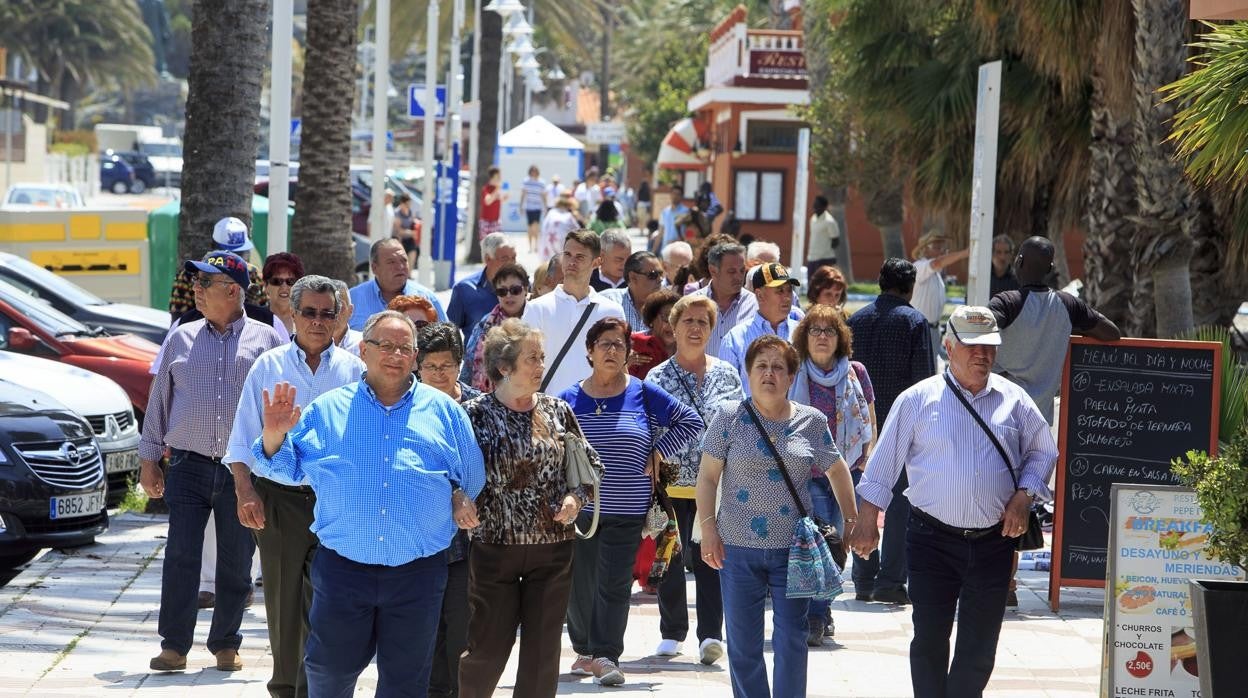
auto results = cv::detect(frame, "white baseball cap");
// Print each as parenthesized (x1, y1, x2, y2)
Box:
(945, 305, 1002, 346)
(212, 217, 254, 252)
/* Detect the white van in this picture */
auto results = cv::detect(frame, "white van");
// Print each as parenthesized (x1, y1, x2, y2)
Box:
(0, 351, 140, 507)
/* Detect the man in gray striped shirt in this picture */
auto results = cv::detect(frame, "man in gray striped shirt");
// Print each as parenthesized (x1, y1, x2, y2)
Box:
(849, 305, 1057, 698)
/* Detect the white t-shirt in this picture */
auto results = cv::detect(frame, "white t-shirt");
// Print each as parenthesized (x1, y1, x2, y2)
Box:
(911, 258, 945, 325)
(807, 211, 840, 261)
(573, 182, 601, 217)
(521, 285, 625, 395)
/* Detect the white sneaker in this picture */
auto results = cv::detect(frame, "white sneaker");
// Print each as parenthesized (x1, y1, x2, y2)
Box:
(699, 638, 725, 665)
(655, 639, 682, 656)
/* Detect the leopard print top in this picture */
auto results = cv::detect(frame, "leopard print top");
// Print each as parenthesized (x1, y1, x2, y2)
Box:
(464, 392, 600, 545)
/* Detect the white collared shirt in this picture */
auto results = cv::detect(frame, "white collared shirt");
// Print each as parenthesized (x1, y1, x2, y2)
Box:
(521, 285, 625, 395)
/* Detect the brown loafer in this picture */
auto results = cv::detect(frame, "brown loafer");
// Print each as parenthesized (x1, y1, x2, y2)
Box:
(215, 648, 243, 671)
(197, 591, 215, 609)
(149, 649, 187, 672)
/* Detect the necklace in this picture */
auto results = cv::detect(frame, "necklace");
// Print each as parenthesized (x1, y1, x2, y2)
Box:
(594, 397, 609, 415)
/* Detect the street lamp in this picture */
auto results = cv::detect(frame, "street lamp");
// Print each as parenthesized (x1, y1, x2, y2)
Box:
(504, 13, 533, 37)
(484, 0, 524, 18)
(507, 34, 534, 56)
(547, 64, 566, 81)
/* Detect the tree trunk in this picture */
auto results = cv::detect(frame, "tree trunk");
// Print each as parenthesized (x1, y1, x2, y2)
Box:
(1127, 0, 1196, 338)
(179, 0, 269, 260)
(291, 0, 359, 281)
(468, 9, 502, 264)
(1082, 0, 1136, 329)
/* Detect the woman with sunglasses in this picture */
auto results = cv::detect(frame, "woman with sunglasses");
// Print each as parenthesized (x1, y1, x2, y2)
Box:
(558, 317, 703, 686)
(460, 263, 530, 392)
(262, 252, 305, 336)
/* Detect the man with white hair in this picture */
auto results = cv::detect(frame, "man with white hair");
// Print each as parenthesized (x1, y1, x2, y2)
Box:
(590, 228, 632, 292)
(447, 232, 517, 333)
(745, 240, 781, 268)
(660, 241, 693, 289)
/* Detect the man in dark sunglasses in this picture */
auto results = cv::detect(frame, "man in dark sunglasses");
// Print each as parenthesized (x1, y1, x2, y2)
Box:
(447, 232, 517, 335)
(599, 251, 665, 333)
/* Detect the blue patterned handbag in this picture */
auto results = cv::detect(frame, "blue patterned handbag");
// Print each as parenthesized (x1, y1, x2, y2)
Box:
(742, 400, 845, 600)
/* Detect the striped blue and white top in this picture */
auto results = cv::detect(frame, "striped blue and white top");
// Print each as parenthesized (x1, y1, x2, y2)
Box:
(857, 372, 1058, 529)
(559, 377, 704, 516)
(521, 177, 547, 211)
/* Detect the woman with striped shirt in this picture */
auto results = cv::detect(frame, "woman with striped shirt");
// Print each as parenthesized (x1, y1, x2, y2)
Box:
(558, 317, 703, 687)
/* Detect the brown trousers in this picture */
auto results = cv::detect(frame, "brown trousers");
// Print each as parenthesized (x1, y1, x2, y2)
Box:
(457, 540, 575, 698)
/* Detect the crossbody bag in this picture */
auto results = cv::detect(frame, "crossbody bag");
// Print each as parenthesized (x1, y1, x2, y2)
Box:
(539, 302, 595, 393)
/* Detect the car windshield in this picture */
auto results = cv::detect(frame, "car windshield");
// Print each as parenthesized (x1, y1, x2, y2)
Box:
(0, 256, 107, 307)
(0, 281, 94, 337)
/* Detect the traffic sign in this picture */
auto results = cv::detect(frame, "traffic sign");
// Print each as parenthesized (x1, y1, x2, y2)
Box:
(408, 84, 447, 119)
(586, 121, 627, 145)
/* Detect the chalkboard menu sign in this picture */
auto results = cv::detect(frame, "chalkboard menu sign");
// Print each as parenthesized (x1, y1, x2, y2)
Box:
(1050, 338, 1221, 610)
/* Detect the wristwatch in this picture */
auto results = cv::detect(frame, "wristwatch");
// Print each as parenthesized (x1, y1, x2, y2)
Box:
(1018, 487, 1037, 501)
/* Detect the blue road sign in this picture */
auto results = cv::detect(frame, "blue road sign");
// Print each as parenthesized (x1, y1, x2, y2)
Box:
(408, 84, 447, 119)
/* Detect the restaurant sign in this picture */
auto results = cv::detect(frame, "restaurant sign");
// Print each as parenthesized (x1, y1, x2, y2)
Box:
(749, 50, 806, 77)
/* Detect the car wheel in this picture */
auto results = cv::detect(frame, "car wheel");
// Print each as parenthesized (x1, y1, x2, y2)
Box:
(111, 180, 129, 195)
(0, 548, 40, 571)
(129, 179, 146, 194)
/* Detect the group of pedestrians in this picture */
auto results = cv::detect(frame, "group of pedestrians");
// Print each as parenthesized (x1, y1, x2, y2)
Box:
(138, 207, 1121, 698)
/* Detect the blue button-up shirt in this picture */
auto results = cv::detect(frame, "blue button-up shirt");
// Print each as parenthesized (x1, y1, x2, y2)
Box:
(347, 279, 447, 331)
(251, 378, 486, 566)
(719, 312, 800, 395)
(689, 285, 758, 359)
(857, 372, 1057, 529)
(226, 341, 364, 485)
(660, 203, 690, 247)
(447, 269, 498, 334)
(847, 293, 935, 423)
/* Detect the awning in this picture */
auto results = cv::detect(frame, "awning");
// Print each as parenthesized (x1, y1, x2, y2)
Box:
(655, 118, 707, 171)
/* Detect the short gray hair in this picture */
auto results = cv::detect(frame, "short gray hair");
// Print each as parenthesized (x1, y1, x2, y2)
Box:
(708, 242, 746, 268)
(661, 241, 693, 264)
(290, 275, 341, 313)
(481, 232, 512, 260)
(330, 278, 350, 294)
(600, 228, 631, 253)
(362, 310, 416, 341)
(746, 240, 780, 264)
(483, 318, 543, 384)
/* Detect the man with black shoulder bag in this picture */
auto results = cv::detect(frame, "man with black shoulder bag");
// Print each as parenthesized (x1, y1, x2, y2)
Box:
(847, 306, 1058, 698)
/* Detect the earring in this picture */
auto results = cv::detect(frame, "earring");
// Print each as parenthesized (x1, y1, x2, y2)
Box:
(501, 374, 510, 384)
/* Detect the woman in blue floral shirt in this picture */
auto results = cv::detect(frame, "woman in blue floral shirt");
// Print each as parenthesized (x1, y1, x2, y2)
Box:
(644, 294, 743, 665)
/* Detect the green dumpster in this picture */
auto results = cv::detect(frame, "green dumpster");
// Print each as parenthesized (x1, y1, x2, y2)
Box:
(146, 196, 292, 311)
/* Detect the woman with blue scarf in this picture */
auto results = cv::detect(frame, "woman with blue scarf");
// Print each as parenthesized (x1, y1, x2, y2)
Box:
(789, 304, 877, 644)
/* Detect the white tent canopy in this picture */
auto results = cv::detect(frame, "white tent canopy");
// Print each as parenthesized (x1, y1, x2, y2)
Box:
(498, 115, 584, 150)
(495, 116, 585, 233)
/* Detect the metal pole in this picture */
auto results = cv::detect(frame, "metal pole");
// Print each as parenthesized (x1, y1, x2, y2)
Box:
(464, 0, 481, 251)
(789, 128, 810, 277)
(370, 0, 390, 249)
(4, 92, 12, 191)
(419, 0, 440, 288)
(439, 0, 465, 289)
(267, 0, 294, 254)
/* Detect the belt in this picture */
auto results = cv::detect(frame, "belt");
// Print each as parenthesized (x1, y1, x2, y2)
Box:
(254, 476, 315, 495)
(911, 508, 1001, 540)
(171, 448, 223, 465)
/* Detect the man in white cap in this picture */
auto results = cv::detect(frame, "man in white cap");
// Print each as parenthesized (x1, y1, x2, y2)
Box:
(848, 305, 1057, 698)
(169, 217, 269, 320)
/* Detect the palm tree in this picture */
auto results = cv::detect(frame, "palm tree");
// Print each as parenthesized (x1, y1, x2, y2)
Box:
(291, 0, 360, 281)
(178, 0, 269, 259)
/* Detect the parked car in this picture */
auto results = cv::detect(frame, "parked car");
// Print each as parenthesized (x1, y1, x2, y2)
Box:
(0, 379, 108, 571)
(0, 252, 170, 345)
(0, 352, 140, 507)
(106, 150, 157, 193)
(254, 175, 410, 256)
(2, 183, 85, 210)
(100, 155, 136, 195)
(0, 279, 157, 415)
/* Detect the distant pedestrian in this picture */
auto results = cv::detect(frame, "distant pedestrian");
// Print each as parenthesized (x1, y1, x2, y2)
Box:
(574, 167, 601, 219)
(849, 306, 1057, 698)
(140, 251, 286, 673)
(521, 166, 547, 253)
(989, 235, 1020, 298)
(546, 175, 562, 210)
(636, 172, 652, 230)
(348, 238, 445, 331)
(910, 231, 969, 363)
(845, 258, 935, 605)
(252, 310, 486, 696)
(659, 192, 691, 250)
(660, 241, 693, 290)
(806, 195, 841, 279)
(479, 166, 507, 241)
(392, 193, 421, 269)
(694, 182, 723, 231)
(447, 232, 518, 335)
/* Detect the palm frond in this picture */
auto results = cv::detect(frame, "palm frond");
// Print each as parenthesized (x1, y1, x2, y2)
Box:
(1180, 325, 1248, 443)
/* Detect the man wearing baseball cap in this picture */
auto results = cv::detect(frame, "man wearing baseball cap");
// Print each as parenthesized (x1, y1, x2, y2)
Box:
(140, 250, 287, 673)
(168, 217, 269, 320)
(718, 262, 802, 393)
(849, 305, 1057, 698)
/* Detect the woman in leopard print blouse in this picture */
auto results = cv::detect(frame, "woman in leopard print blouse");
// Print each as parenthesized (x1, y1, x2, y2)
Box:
(457, 318, 603, 698)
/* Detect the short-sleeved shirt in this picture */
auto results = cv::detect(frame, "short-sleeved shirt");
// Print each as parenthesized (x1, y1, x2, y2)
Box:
(910, 258, 945, 325)
(481, 185, 502, 222)
(990, 285, 1101, 424)
(646, 356, 743, 493)
(700, 400, 842, 549)
(521, 177, 546, 211)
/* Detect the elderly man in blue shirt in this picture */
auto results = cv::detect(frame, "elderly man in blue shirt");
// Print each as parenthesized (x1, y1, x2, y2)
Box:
(848, 306, 1057, 698)
(718, 262, 801, 394)
(349, 238, 446, 331)
(252, 309, 485, 697)
(225, 275, 363, 698)
(446, 232, 516, 335)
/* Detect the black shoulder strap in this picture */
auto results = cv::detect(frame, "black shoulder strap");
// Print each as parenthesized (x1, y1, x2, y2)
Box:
(741, 399, 809, 520)
(539, 302, 596, 393)
(942, 372, 1018, 488)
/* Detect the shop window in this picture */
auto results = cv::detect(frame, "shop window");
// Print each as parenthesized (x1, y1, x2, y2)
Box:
(733, 170, 784, 222)
(746, 121, 800, 154)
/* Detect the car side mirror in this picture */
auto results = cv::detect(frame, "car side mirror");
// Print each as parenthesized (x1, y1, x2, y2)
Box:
(7, 327, 38, 351)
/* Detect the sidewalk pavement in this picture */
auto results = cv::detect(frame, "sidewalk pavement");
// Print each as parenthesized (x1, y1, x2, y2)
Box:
(0, 513, 1106, 697)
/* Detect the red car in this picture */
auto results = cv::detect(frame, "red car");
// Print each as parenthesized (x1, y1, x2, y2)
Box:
(0, 280, 157, 417)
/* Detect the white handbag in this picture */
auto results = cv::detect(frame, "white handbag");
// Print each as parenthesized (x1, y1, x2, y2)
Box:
(563, 431, 601, 538)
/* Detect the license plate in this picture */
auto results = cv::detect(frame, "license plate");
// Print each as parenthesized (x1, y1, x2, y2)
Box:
(105, 450, 140, 474)
(49, 492, 105, 520)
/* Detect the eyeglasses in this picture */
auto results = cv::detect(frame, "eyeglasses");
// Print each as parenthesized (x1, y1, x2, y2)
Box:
(266, 277, 298, 287)
(297, 307, 338, 321)
(630, 269, 663, 281)
(594, 340, 627, 353)
(494, 283, 526, 297)
(195, 274, 232, 289)
(364, 339, 417, 356)
(420, 362, 458, 375)
(807, 326, 836, 338)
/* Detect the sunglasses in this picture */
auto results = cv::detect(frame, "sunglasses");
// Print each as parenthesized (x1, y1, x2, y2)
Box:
(195, 275, 232, 289)
(494, 283, 526, 297)
(630, 269, 663, 281)
(297, 307, 338, 321)
(266, 277, 298, 287)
